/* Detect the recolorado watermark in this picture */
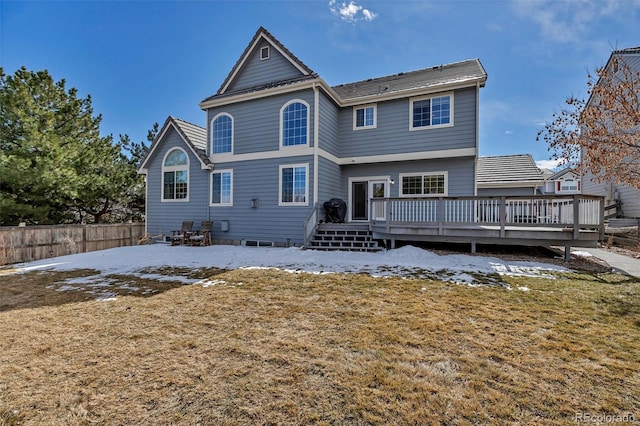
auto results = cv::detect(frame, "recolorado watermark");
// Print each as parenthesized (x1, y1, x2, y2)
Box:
(574, 412, 635, 423)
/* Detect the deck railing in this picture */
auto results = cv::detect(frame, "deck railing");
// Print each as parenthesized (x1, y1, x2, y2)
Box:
(371, 194, 604, 234)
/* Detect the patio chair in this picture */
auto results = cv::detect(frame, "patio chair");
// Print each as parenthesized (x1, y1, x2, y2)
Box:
(189, 221, 213, 246)
(170, 221, 194, 245)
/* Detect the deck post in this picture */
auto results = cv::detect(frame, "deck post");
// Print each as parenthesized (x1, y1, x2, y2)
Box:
(499, 197, 506, 237)
(564, 245, 571, 260)
(470, 241, 476, 253)
(437, 197, 444, 236)
(572, 195, 580, 240)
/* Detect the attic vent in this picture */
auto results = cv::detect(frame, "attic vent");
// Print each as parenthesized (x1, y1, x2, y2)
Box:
(260, 46, 270, 60)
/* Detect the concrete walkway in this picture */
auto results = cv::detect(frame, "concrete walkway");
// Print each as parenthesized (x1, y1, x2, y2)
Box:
(578, 248, 640, 279)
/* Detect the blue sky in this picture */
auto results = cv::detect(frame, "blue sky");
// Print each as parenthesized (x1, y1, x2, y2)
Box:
(1, 0, 639, 167)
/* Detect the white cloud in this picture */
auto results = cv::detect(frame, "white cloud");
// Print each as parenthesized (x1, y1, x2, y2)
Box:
(535, 159, 563, 170)
(512, 0, 637, 44)
(329, 0, 378, 23)
(505, 130, 514, 135)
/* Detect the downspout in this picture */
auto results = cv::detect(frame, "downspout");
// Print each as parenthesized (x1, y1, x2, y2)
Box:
(313, 83, 320, 205)
(474, 81, 480, 196)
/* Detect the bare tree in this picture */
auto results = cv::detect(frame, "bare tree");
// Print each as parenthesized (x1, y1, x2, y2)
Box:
(538, 50, 640, 189)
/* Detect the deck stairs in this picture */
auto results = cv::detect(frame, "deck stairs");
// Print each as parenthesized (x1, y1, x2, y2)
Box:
(306, 223, 384, 252)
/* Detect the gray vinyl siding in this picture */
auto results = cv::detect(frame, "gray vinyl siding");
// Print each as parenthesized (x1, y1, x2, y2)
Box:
(145, 128, 210, 239)
(207, 155, 315, 245)
(583, 173, 640, 218)
(227, 42, 305, 93)
(318, 92, 340, 156)
(341, 157, 475, 198)
(206, 90, 315, 155)
(318, 156, 343, 204)
(338, 87, 477, 158)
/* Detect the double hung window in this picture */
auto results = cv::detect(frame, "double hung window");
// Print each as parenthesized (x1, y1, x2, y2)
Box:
(279, 164, 308, 205)
(162, 148, 189, 201)
(211, 170, 233, 206)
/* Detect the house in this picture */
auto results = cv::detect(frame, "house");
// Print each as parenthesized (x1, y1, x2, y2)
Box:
(539, 167, 581, 195)
(139, 26, 488, 246)
(579, 46, 640, 219)
(476, 154, 544, 196)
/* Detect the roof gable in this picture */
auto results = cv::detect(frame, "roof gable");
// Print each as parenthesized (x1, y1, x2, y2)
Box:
(138, 116, 210, 174)
(548, 167, 579, 181)
(216, 26, 317, 97)
(477, 154, 543, 188)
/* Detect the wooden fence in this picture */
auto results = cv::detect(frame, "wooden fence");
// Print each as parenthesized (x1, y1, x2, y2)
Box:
(0, 223, 145, 266)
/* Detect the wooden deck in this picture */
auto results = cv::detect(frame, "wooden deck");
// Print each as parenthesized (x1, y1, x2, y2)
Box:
(368, 194, 604, 256)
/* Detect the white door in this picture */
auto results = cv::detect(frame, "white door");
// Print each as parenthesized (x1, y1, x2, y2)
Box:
(370, 180, 387, 220)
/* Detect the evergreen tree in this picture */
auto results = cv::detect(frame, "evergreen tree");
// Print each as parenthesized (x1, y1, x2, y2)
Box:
(0, 67, 152, 225)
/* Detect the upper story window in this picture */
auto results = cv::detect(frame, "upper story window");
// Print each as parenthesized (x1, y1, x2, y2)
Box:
(162, 148, 189, 201)
(211, 113, 233, 154)
(279, 163, 308, 206)
(353, 104, 377, 130)
(399, 172, 448, 197)
(211, 169, 233, 206)
(260, 46, 270, 60)
(281, 100, 308, 147)
(558, 177, 579, 193)
(410, 93, 453, 130)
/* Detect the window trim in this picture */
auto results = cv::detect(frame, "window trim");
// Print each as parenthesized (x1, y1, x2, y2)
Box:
(352, 104, 377, 130)
(278, 163, 309, 206)
(260, 46, 270, 60)
(210, 112, 234, 155)
(210, 169, 233, 207)
(558, 177, 580, 193)
(399, 171, 448, 197)
(161, 148, 190, 202)
(279, 99, 310, 149)
(409, 92, 454, 131)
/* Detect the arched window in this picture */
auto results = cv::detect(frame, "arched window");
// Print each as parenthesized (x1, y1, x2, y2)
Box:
(162, 148, 189, 201)
(280, 100, 308, 147)
(211, 113, 233, 154)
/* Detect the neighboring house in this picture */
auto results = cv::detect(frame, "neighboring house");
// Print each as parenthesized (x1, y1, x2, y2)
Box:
(139, 26, 487, 245)
(581, 46, 640, 218)
(539, 167, 581, 195)
(476, 154, 543, 196)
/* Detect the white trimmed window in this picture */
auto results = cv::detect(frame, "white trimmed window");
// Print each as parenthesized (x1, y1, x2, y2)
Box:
(280, 100, 309, 147)
(162, 148, 189, 201)
(353, 104, 376, 130)
(279, 163, 308, 206)
(400, 172, 448, 197)
(211, 169, 233, 206)
(211, 113, 233, 154)
(410, 93, 453, 130)
(261, 46, 270, 60)
(558, 177, 579, 193)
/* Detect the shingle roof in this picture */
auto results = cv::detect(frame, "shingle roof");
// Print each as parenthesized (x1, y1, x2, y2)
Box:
(138, 116, 210, 173)
(477, 154, 543, 187)
(547, 167, 578, 181)
(613, 46, 640, 55)
(170, 117, 210, 166)
(332, 59, 487, 102)
(172, 117, 207, 151)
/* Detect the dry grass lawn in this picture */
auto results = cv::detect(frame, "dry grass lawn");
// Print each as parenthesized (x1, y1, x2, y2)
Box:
(1, 267, 639, 425)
